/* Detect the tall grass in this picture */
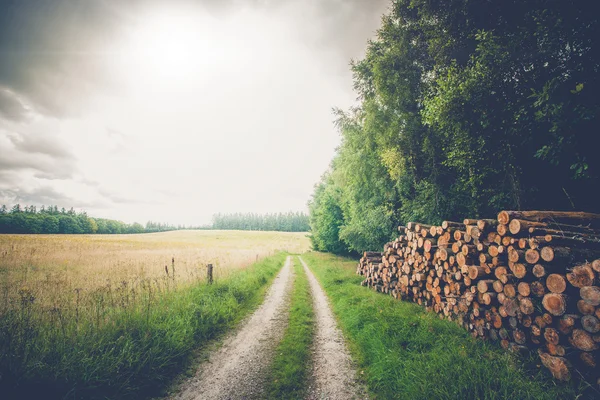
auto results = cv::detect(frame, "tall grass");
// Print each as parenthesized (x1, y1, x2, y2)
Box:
(266, 256, 315, 399)
(302, 252, 589, 400)
(0, 252, 288, 399)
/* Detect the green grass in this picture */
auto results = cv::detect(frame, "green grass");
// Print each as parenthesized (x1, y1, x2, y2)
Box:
(302, 252, 589, 400)
(266, 256, 315, 399)
(0, 252, 289, 400)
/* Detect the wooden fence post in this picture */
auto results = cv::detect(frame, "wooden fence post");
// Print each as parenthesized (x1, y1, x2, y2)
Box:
(207, 264, 213, 285)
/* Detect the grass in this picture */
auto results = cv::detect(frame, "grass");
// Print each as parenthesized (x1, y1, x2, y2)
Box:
(302, 252, 589, 400)
(0, 230, 310, 298)
(0, 252, 290, 399)
(266, 256, 315, 399)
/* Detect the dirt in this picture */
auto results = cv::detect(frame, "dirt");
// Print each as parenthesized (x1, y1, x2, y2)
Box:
(300, 256, 368, 400)
(172, 255, 367, 400)
(171, 255, 294, 400)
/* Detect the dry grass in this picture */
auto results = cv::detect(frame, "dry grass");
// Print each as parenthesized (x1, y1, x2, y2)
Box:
(0, 230, 309, 305)
(0, 231, 308, 399)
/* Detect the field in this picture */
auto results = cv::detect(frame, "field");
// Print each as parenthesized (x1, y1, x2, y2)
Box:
(0, 230, 309, 293)
(0, 231, 591, 399)
(0, 231, 308, 399)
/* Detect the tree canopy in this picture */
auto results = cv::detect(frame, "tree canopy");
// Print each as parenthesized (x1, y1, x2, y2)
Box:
(309, 0, 600, 254)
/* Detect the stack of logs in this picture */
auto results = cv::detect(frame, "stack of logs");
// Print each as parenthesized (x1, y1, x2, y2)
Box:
(357, 211, 600, 384)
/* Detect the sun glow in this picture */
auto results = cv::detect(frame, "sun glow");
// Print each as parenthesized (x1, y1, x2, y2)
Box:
(123, 10, 219, 82)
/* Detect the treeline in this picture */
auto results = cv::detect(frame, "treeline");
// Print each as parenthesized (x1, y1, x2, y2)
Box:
(0, 205, 186, 234)
(212, 212, 309, 232)
(309, 0, 600, 254)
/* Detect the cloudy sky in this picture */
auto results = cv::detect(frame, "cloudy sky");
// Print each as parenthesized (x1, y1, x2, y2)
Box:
(0, 0, 388, 225)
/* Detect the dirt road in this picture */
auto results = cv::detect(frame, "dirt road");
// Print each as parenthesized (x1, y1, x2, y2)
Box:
(172, 255, 366, 399)
(300, 256, 368, 400)
(173, 256, 294, 400)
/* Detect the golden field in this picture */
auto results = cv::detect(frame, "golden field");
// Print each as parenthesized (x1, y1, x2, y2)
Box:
(0, 230, 310, 308)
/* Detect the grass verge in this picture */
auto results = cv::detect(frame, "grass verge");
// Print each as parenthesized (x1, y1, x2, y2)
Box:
(0, 252, 288, 400)
(302, 252, 588, 400)
(265, 256, 315, 399)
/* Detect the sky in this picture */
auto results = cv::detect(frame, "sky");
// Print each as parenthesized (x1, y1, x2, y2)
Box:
(0, 0, 389, 225)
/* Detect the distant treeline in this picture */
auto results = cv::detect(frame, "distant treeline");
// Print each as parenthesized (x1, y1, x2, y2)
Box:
(0, 205, 308, 234)
(0, 205, 199, 234)
(212, 212, 309, 232)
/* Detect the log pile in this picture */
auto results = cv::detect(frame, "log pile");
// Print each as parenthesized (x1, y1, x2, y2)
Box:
(357, 211, 600, 384)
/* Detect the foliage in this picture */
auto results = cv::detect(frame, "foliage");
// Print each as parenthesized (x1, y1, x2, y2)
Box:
(0, 252, 288, 400)
(309, 0, 600, 253)
(0, 205, 185, 234)
(302, 252, 589, 399)
(212, 212, 309, 232)
(266, 257, 314, 399)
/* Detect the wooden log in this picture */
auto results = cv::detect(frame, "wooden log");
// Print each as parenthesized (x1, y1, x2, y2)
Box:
(477, 279, 495, 293)
(520, 297, 535, 315)
(544, 327, 560, 345)
(566, 264, 595, 288)
(546, 274, 567, 294)
(517, 282, 531, 297)
(558, 314, 579, 335)
(580, 286, 600, 306)
(593, 259, 600, 273)
(542, 293, 567, 316)
(509, 263, 527, 279)
(581, 315, 600, 333)
(498, 210, 600, 228)
(579, 352, 596, 368)
(577, 300, 596, 315)
(493, 280, 504, 293)
(513, 328, 527, 345)
(497, 224, 508, 236)
(525, 249, 540, 264)
(531, 281, 546, 297)
(569, 329, 598, 351)
(537, 350, 572, 381)
(540, 246, 600, 264)
(532, 264, 547, 278)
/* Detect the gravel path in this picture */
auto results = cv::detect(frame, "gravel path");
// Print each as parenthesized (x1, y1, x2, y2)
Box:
(300, 256, 368, 400)
(172, 256, 294, 400)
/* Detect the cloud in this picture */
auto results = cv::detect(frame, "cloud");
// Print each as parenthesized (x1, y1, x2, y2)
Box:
(0, 0, 390, 224)
(0, 87, 30, 121)
(0, 186, 77, 207)
(0, 129, 77, 180)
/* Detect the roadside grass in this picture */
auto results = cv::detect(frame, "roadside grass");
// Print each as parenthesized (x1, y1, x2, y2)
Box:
(266, 256, 315, 399)
(302, 252, 588, 400)
(0, 252, 288, 400)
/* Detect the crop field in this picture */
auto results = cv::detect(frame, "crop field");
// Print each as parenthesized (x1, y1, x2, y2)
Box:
(0, 230, 309, 303)
(0, 230, 308, 398)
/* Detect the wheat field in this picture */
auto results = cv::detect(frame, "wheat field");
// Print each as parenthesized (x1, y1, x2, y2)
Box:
(0, 230, 309, 309)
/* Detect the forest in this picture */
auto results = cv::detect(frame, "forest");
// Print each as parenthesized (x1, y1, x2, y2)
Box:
(308, 0, 600, 255)
(212, 212, 309, 232)
(0, 205, 309, 234)
(0, 205, 183, 234)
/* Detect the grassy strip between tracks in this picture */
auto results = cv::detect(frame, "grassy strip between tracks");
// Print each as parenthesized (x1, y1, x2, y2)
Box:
(0, 252, 289, 400)
(302, 252, 589, 400)
(266, 256, 315, 399)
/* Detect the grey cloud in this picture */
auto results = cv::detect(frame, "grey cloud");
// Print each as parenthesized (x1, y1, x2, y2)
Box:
(8, 131, 74, 160)
(0, 186, 74, 206)
(0, 130, 77, 180)
(0, 87, 30, 121)
(0, 0, 388, 119)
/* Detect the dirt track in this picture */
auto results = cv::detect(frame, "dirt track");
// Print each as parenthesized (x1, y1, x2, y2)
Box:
(300, 256, 368, 400)
(172, 256, 294, 400)
(172, 255, 366, 399)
